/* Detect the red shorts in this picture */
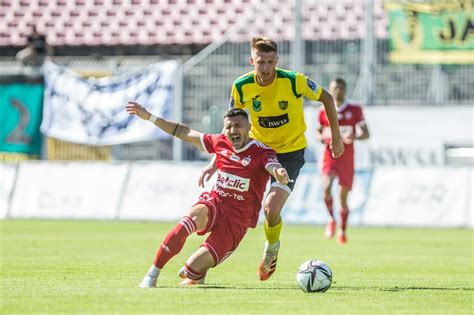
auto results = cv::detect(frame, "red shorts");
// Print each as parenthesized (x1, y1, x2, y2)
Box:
(321, 150, 354, 190)
(193, 192, 248, 266)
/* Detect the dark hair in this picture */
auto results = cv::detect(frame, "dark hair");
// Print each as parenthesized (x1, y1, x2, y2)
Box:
(332, 78, 347, 88)
(251, 36, 277, 53)
(225, 108, 249, 120)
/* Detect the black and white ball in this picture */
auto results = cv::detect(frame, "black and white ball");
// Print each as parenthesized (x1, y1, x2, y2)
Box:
(296, 259, 333, 293)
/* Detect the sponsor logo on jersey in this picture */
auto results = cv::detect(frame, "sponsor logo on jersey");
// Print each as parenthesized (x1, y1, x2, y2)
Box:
(242, 156, 251, 166)
(307, 78, 318, 92)
(215, 187, 246, 200)
(229, 96, 235, 109)
(278, 100, 288, 110)
(344, 111, 353, 120)
(339, 125, 353, 138)
(216, 170, 250, 192)
(258, 113, 289, 128)
(252, 95, 262, 112)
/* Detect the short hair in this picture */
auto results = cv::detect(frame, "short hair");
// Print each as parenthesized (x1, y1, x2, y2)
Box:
(251, 36, 277, 53)
(332, 78, 347, 88)
(225, 108, 249, 121)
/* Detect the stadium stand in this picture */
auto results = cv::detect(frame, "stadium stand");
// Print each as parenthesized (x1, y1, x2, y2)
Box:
(0, 0, 387, 47)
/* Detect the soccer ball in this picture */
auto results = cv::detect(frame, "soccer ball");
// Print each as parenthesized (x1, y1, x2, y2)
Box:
(296, 259, 333, 293)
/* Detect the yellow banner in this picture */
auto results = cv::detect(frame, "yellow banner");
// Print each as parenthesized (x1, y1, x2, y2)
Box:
(386, 0, 474, 64)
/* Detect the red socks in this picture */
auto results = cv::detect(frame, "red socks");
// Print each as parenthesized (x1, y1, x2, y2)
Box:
(154, 216, 197, 269)
(340, 207, 349, 231)
(183, 263, 206, 280)
(324, 196, 334, 219)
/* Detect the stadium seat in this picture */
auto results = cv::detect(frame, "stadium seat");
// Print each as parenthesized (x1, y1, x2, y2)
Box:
(1, 0, 389, 47)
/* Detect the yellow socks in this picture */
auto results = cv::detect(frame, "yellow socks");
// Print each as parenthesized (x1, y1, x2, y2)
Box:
(264, 219, 282, 244)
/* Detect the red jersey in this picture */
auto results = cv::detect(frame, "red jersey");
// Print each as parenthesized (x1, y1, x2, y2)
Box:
(318, 101, 366, 160)
(201, 134, 279, 228)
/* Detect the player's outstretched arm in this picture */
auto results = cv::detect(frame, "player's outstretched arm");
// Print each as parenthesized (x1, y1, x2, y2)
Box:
(266, 163, 290, 185)
(318, 89, 344, 158)
(126, 101, 204, 150)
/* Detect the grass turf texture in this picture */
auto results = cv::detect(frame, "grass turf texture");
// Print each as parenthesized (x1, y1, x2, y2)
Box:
(1, 220, 472, 314)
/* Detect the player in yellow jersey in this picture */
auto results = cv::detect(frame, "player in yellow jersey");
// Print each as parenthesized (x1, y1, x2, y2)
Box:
(199, 36, 344, 281)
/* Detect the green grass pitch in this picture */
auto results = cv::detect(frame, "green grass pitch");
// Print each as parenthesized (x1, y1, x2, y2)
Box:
(1, 220, 472, 314)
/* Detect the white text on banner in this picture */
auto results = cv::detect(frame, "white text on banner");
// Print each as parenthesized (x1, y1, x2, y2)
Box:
(362, 167, 472, 227)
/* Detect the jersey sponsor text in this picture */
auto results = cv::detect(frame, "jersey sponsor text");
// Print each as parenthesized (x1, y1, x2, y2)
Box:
(258, 114, 289, 128)
(216, 170, 250, 192)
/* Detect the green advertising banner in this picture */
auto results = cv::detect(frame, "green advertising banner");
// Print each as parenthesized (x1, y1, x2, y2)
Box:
(0, 83, 44, 155)
(386, 1, 474, 64)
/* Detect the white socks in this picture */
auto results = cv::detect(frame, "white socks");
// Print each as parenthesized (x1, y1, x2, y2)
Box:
(147, 265, 161, 277)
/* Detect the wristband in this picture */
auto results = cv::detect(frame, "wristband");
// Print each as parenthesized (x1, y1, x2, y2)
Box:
(149, 114, 157, 124)
(172, 123, 179, 136)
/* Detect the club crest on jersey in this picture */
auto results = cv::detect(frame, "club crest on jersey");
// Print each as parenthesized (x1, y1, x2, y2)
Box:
(242, 156, 251, 166)
(229, 96, 235, 109)
(252, 95, 262, 112)
(278, 100, 288, 110)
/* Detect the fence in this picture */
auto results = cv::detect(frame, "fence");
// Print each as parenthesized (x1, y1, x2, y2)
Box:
(1, 0, 473, 161)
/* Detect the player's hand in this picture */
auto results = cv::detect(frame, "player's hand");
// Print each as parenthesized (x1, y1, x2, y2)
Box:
(198, 163, 217, 188)
(273, 167, 290, 185)
(330, 136, 345, 159)
(126, 101, 151, 120)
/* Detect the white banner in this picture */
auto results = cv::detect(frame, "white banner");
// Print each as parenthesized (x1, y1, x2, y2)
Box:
(304, 105, 474, 167)
(41, 60, 178, 145)
(0, 163, 17, 219)
(119, 162, 210, 220)
(3, 162, 472, 227)
(362, 167, 473, 227)
(10, 162, 129, 219)
(281, 164, 372, 225)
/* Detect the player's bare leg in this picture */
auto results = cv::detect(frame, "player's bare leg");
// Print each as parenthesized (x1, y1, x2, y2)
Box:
(139, 204, 209, 288)
(259, 187, 289, 281)
(337, 186, 350, 244)
(322, 174, 336, 238)
(178, 247, 214, 286)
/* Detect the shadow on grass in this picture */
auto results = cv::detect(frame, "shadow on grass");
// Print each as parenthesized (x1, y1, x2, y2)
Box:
(155, 285, 296, 290)
(155, 285, 474, 291)
(326, 286, 474, 292)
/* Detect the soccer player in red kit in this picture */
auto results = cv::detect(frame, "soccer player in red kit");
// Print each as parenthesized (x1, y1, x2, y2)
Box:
(125, 102, 289, 287)
(316, 78, 370, 244)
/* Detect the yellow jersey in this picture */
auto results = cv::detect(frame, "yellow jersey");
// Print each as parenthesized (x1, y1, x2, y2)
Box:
(229, 68, 323, 153)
